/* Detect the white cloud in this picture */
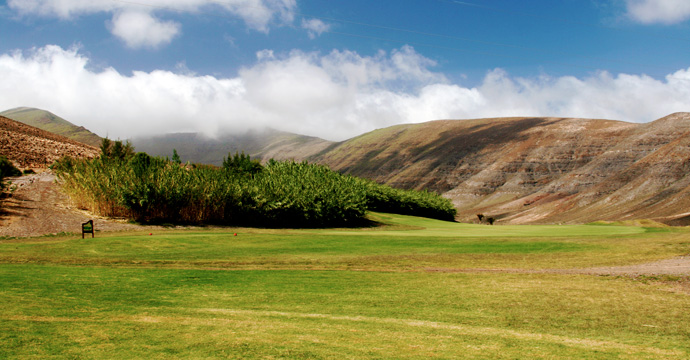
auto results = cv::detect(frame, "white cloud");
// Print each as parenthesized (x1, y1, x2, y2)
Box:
(7, 0, 297, 48)
(110, 11, 181, 49)
(301, 18, 330, 39)
(7, 0, 120, 18)
(625, 0, 690, 24)
(1, 45, 689, 141)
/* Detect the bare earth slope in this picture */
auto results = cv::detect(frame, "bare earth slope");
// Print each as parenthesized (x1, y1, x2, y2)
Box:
(0, 115, 99, 169)
(0, 172, 156, 237)
(311, 113, 690, 225)
(0, 116, 132, 236)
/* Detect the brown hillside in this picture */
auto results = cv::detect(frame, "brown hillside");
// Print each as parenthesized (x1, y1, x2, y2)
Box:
(0, 107, 103, 147)
(0, 115, 99, 169)
(311, 113, 690, 225)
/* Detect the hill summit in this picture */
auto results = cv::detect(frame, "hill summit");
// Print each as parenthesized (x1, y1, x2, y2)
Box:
(0, 107, 102, 147)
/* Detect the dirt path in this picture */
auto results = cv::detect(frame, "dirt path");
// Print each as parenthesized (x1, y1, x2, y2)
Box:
(575, 257, 690, 276)
(1, 173, 688, 277)
(0, 172, 158, 238)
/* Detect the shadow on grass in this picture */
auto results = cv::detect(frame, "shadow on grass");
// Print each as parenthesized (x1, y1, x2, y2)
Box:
(128, 214, 388, 230)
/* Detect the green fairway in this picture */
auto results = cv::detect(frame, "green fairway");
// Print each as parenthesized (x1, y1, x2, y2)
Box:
(1, 214, 689, 358)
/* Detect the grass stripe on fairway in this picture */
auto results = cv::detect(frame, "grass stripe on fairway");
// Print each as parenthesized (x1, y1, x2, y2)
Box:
(1, 265, 689, 359)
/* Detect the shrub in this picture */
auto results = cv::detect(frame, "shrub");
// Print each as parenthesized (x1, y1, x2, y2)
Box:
(358, 178, 456, 221)
(0, 156, 21, 179)
(54, 155, 456, 227)
(253, 161, 367, 227)
(0, 156, 21, 192)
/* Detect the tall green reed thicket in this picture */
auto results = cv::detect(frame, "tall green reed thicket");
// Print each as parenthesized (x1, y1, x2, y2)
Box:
(53, 153, 456, 227)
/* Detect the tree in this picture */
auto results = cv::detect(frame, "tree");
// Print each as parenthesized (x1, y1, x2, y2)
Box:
(100, 137, 135, 161)
(222, 151, 263, 175)
(99, 137, 112, 159)
(111, 140, 125, 160)
(172, 149, 182, 164)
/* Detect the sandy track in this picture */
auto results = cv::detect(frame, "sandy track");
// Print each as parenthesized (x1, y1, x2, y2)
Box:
(0, 172, 156, 238)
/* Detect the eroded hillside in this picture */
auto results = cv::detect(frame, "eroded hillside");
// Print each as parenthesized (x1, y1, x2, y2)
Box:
(5, 105, 690, 225)
(311, 113, 690, 225)
(0, 115, 98, 169)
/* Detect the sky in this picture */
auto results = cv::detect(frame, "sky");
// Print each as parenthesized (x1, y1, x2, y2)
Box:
(1, 0, 689, 141)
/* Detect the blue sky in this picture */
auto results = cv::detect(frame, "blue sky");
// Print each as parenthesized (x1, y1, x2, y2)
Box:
(1, 0, 689, 140)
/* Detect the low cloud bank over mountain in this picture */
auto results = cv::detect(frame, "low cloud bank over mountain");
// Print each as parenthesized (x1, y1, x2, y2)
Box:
(0, 44, 688, 141)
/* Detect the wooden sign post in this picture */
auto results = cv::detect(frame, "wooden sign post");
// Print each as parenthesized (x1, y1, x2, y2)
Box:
(82, 220, 94, 239)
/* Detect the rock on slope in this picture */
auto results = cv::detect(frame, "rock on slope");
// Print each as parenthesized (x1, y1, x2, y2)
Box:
(311, 113, 690, 225)
(0, 115, 99, 169)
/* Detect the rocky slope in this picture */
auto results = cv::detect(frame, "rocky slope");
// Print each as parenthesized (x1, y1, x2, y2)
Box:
(310, 113, 690, 225)
(0, 115, 99, 169)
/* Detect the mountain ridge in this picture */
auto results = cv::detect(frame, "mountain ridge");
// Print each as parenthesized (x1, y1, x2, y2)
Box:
(4, 106, 690, 225)
(131, 128, 333, 165)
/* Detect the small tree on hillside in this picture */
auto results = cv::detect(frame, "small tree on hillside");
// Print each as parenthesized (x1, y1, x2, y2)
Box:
(99, 137, 112, 159)
(172, 149, 182, 165)
(222, 151, 263, 175)
(100, 137, 135, 161)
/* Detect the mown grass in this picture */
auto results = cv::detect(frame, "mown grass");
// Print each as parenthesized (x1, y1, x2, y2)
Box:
(1, 214, 684, 270)
(1, 214, 689, 359)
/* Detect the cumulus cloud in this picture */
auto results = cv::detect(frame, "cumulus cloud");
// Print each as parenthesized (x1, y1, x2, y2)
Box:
(301, 18, 330, 39)
(110, 11, 181, 49)
(1, 45, 689, 141)
(7, 0, 297, 49)
(625, 0, 690, 24)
